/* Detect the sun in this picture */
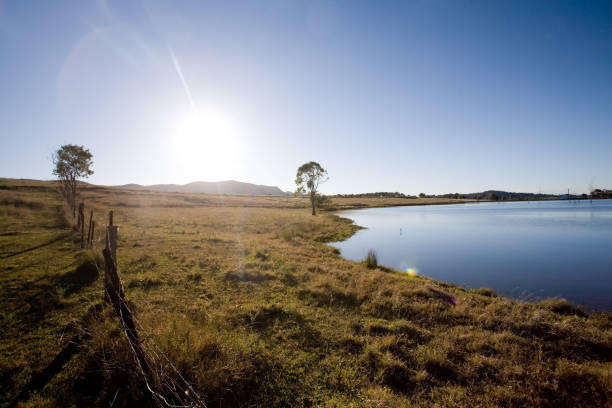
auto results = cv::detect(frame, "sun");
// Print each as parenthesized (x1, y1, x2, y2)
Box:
(171, 108, 243, 180)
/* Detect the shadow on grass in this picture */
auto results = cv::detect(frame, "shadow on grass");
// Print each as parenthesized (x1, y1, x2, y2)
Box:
(13, 304, 105, 406)
(224, 270, 276, 284)
(297, 284, 362, 310)
(1, 232, 71, 259)
(1, 256, 100, 334)
(241, 305, 322, 348)
(55, 259, 99, 296)
(19, 284, 61, 324)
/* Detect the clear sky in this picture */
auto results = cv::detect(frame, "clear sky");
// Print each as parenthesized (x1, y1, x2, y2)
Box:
(1, 0, 611, 195)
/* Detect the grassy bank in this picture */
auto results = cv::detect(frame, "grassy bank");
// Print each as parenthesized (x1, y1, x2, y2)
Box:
(1, 179, 610, 407)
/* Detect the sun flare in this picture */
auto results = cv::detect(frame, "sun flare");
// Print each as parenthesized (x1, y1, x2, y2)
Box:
(171, 108, 243, 179)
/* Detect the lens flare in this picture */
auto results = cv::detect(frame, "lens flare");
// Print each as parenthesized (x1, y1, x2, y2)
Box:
(403, 266, 418, 277)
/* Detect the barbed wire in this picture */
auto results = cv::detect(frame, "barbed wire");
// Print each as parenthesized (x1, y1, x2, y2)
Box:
(95, 247, 207, 408)
(61, 199, 207, 408)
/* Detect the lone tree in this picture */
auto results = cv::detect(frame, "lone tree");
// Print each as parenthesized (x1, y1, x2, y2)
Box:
(52, 144, 93, 218)
(295, 161, 329, 215)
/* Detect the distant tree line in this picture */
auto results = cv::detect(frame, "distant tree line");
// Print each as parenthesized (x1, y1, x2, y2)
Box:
(334, 192, 417, 199)
(573, 190, 612, 199)
(420, 190, 559, 201)
(590, 189, 612, 199)
(418, 189, 612, 201)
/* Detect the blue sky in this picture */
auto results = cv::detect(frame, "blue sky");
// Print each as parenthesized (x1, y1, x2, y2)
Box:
(1, 0, 611, 195)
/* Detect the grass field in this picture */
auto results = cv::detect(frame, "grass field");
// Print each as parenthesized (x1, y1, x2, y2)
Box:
(1, 178, 610, 407)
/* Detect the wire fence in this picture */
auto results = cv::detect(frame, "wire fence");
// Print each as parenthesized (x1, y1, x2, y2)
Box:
(77, 206, 207, 408)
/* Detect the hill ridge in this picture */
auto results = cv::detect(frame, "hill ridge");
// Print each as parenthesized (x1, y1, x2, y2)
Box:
(117, 180, 289, 196)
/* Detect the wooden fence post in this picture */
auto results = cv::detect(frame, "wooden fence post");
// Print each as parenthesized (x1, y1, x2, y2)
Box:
(90, 221, 95, 248)
(79, 203, 85, 248)
(99, 210, 204, 406)
(107, 211, 116, 258)
(86, 210, 93, 247)
(101, 211, 150, 378)
(104, 211, 118, 303)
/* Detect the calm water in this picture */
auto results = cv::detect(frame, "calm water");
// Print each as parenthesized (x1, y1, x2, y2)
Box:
(332, 200, 612, 310)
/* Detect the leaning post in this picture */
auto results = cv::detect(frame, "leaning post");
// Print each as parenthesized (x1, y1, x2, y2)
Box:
(101, 210, 150, 378)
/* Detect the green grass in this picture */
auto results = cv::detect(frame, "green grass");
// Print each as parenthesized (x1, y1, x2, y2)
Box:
(0, 178, 610, 407)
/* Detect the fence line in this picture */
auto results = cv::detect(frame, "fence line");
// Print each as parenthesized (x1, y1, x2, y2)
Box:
(100, 210, 206, 408)
(60, 193, 205, 406)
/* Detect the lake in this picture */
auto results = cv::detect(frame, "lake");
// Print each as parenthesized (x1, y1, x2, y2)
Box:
(331, 200, 612, 310)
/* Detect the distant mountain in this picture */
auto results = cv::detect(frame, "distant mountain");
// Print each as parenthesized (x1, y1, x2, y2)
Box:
(117, 180, 290, 196)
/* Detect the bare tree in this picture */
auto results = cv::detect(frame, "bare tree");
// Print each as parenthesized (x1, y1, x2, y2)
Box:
(52, 144, 93, 219)
(295, 161, 329, 215)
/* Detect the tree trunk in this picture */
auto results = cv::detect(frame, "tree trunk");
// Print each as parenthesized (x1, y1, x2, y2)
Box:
(71, 180, 77, 220)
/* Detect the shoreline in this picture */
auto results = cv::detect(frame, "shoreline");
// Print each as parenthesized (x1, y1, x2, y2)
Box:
(326, 197, 610, 213)
(328, 200, 612, 312)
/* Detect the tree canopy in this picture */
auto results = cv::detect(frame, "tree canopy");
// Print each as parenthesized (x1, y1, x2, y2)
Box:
(295, 161, 329, 215)
(52, 144, 93, 217)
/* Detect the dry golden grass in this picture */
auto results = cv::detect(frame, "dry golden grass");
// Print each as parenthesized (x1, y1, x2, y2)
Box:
(0, 179, 610, 407)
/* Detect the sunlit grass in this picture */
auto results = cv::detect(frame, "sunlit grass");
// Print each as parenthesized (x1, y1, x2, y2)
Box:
(0, 178, 610, 407)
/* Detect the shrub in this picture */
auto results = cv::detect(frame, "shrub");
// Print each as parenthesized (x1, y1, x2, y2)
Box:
(187, 272, 202, 282)
(55, 251, 102, 296)
(253, 248, 268, 261)
(279, 229, 293, 241)
(471, 288, 497, 297)
(314, 193, 333, 209)
(75, 250, 104, 273)
(539, 298, 587, 317)
(365, 249, 378, 269)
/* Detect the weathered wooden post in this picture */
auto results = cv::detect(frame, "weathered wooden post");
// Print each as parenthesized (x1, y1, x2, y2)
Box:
(86, 210, 94, 248)
(101, 210, 150, 377)
(77, 202, 84, 228)
(89, 221, 95, 248)
(107, 211, 116, 258)
(78, 203, 85, 248)
(104, 211, 118, 303)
